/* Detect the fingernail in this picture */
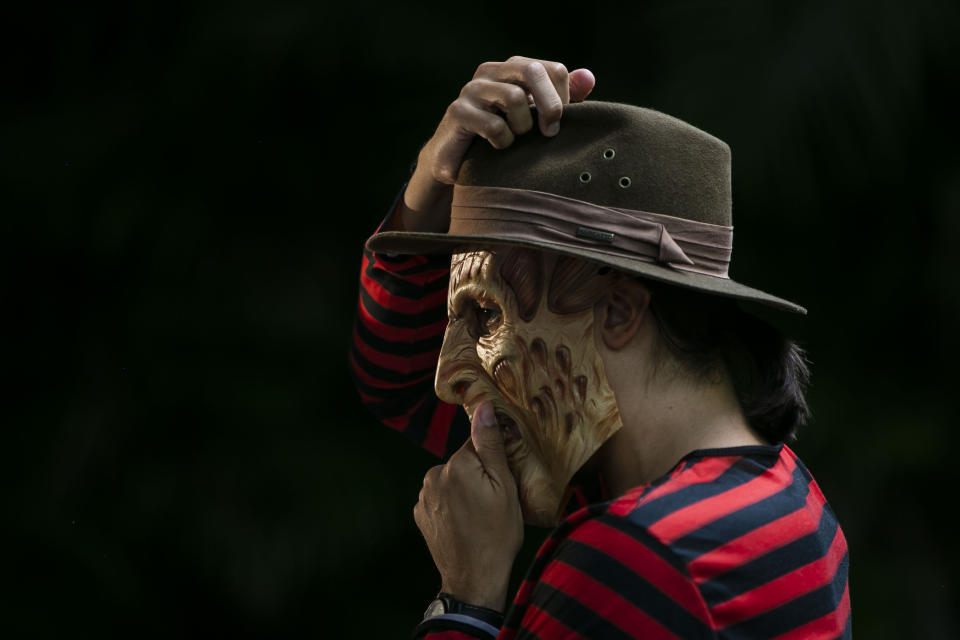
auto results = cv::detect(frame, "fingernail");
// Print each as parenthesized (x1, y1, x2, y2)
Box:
(545, 121, 560, 136)
(478, 402, 496, 427)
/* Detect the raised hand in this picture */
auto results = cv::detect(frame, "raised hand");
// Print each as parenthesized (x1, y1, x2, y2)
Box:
(389, 56, 595, 233)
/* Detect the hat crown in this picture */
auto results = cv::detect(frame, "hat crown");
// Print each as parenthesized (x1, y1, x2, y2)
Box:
(367, 99, 804, 314)
(456, 101, 732, 227)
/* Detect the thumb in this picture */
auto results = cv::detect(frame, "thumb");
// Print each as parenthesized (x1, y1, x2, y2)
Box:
(471, 402, 511, 481)
(568, 68, 596, 103)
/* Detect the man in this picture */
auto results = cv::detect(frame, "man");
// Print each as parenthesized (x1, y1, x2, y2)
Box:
(349, 56, 850, 639)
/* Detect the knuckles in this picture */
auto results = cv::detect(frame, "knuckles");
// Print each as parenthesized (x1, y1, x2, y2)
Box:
(432, 164, 457, 184)
(538, 96, 564, 118)
(521, 60, 548, 83)
(474, 60, 497, 78)
(502, 85, 528, 108)
(422, 464, 443, 490)
(483, 118, 508, 138)
(458, 57, 569, 141)
(446, 99, 467, 120)
(416, 458, 468, 519)
(459, 78, 482, 98)
(439, 446, 477, 486)
(477, 56, 570, 87)
(443, 456, 465, 483)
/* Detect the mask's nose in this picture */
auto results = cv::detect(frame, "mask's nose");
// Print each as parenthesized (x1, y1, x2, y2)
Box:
(435, 318, 481, 405)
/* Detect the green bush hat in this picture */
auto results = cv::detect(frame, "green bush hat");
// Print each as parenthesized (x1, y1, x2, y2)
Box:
(368, 100, 805, 315)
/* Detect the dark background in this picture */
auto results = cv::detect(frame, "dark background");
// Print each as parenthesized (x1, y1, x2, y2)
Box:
(6, 0, 958, 636)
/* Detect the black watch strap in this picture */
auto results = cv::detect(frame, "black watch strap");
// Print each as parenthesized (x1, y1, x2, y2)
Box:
(424, 592, 505, 629)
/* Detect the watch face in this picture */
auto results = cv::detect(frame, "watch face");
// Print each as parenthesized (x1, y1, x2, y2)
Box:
(423, 598, 446, 620)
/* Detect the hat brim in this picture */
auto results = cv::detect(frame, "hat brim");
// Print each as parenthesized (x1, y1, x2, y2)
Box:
(367, 231, 806, 315)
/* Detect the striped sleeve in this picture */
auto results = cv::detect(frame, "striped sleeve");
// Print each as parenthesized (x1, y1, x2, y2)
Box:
(509, 513, 717, 639)
(349, 183, 470, 459)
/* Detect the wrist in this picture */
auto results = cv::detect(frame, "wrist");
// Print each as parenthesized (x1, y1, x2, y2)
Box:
(401, 165, 453, 233)
(422, 592, 506, 629)
(440, 583, 508, 614)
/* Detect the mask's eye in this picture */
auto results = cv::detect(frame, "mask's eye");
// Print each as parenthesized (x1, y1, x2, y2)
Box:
(449, 288, 503, 340)
(475, 301, 501, 334)
(468, 299, 502, 338)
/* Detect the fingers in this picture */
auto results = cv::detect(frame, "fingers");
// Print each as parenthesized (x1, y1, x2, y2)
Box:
(470, 402, 511, 483)
(446, 93, 515, 150)
(419, 56, 594, 195)
(522, 66, 593, 104)
(414, 464, 443, 525)
(459, 79, 534, 138)
(475, 56, 568, 136)
(516, 57, 570, 106)
(568, 68, 596, 103)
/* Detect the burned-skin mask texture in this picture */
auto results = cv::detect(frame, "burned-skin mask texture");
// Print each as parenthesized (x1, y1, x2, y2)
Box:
(435, 247, 623, 526)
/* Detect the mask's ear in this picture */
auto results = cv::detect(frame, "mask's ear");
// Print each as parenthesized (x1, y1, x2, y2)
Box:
(596, 277, 651, 350)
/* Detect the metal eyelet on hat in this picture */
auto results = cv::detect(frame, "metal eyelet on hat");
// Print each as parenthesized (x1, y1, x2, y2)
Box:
(618, 176, 632, 188)
(603, 148, 615, 159)
(579, 171, 592, 183)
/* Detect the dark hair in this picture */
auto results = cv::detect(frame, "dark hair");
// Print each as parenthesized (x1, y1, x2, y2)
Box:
(645, 281, 811, 444)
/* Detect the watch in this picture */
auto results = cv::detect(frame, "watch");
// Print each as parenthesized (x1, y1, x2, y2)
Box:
(422, 592, 505, 628)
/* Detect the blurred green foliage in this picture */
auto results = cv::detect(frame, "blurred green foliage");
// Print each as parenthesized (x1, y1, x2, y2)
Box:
(4, 0, 958, 636)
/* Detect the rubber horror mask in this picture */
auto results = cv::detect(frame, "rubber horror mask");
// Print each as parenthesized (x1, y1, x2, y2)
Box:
(435, 247, 623, 526)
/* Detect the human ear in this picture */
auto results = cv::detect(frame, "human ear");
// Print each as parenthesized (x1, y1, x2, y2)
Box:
(596, 278, 651, 350)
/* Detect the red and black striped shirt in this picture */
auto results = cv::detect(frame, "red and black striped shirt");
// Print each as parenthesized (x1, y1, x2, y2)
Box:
(350, 184, 851, 639)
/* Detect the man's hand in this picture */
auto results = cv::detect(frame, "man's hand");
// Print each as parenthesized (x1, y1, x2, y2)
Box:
(390, 56, 596, 233)
(413, 401, 524, 613)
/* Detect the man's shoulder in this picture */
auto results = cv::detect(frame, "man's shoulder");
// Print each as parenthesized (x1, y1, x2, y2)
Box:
(585, 443, 846, 600)
(544, 445, 801, 627)
(597, 444, 830, 562)
(555, 444, 848, 634)
(531, 445, 848, 637)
